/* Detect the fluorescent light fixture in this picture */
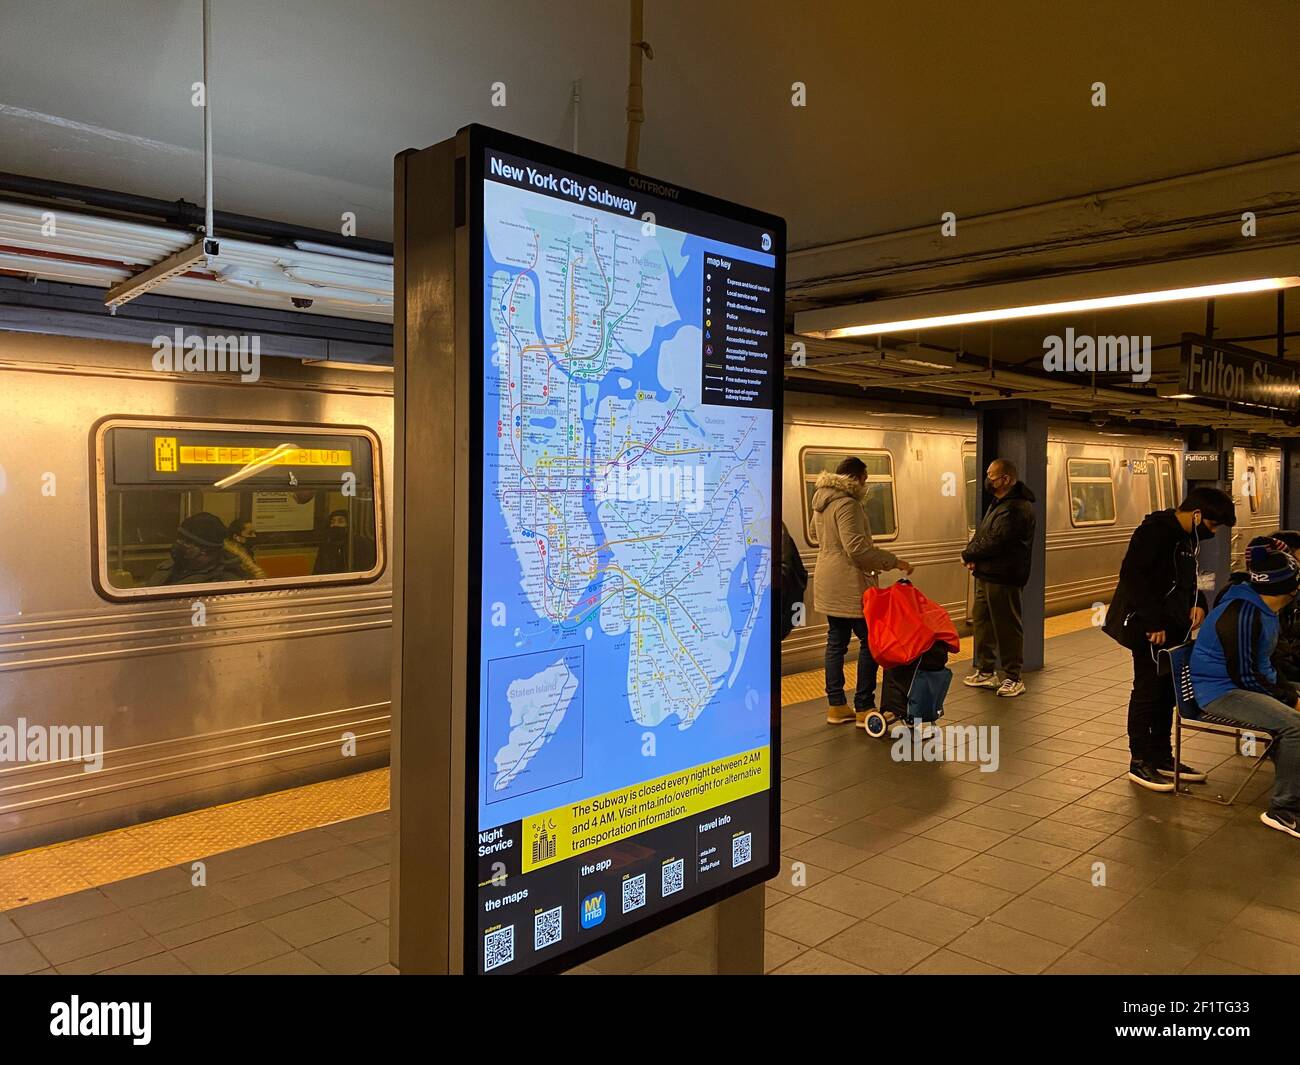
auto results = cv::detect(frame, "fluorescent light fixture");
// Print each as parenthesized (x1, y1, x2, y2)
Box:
(104, 238, 219, 311)
(803, 277, 1300, 339)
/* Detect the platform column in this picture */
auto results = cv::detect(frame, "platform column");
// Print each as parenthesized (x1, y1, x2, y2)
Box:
(1281, 439, 1300, 533)
(975, 400, 1049, 673)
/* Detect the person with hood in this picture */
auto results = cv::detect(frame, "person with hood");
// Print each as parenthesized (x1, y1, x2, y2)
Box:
(1190, 542, 1300, 839)
(313, 509, 352, 574)
(1102, 485, 1235, 791)
(225, 518, 266, 580)
(148, 512, 250, 586)
(811, 456, 914, 726)
(961, 458, 1037, 697)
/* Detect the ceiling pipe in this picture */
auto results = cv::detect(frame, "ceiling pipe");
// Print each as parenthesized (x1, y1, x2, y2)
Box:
(202, 0, 214, 241)
(624, 0, 652, 172)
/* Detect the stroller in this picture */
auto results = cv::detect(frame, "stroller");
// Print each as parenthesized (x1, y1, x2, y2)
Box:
(860, 580, 960, 739)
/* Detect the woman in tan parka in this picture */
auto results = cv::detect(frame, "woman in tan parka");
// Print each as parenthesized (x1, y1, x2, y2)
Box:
(812, 457, 913, 726)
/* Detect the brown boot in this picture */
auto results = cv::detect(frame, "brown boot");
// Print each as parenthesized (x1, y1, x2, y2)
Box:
(826, 705, 855, 725)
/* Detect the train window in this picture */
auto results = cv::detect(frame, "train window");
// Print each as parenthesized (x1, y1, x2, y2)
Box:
(1066, 458, 1116, 526)
(93, 419, 383, 599)
(962, 450, 978, 531)
(1146, 460, 1161, 511)
(800, 448, 897, 544)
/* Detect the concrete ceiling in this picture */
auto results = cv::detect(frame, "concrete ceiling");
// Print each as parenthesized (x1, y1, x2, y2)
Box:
(2, 0, 1298, 251)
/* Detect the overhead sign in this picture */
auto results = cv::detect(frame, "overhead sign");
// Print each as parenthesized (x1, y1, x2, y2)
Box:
(1180, 334, 1300, 412)
(470, 127, 783, 974)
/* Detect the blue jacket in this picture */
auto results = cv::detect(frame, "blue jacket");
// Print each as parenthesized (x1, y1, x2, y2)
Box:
(1190, 582, 1298, 709)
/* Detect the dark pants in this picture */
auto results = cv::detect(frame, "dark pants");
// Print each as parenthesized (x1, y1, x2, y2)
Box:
(825, 615, 877, 709)
(1127, 644, 1175, 763)
(971, 579, 1024, 680)
(882, 644, 951, 720)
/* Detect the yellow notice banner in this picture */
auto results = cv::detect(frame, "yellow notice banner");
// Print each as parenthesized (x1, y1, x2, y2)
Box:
(521, 746, 769, 872)
(160, 445, 353, 469)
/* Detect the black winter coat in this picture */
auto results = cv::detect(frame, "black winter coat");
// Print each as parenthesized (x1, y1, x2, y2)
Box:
(961, 481, 1036, 587)
(1102, 509, 1209, 651)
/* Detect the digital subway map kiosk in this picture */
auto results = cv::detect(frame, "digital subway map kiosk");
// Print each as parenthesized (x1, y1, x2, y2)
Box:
(392, 125, 783, 975)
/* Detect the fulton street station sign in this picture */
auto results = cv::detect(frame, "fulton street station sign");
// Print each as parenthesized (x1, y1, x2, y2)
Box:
(1180, 333, 1300, 412)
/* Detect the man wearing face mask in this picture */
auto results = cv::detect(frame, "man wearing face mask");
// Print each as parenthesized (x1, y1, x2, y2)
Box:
(148, 512, 249, 586)
(1103, 486, 1236, 791)
(961, 459, 1037, 698)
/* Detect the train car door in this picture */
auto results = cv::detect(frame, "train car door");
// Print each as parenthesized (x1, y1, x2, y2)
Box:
(1145, 451, 1179, 511)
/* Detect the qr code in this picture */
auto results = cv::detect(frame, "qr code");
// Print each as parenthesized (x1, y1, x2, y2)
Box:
(731, 832, 752, 868)
(622, 873, 647, 913)
(533, 905, 562, 951)
(661, 858, 684, 897)
(484, 925, 514, 971)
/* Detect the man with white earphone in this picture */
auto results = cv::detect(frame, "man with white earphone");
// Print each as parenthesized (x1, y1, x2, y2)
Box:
(1103, 486, 1237, 792)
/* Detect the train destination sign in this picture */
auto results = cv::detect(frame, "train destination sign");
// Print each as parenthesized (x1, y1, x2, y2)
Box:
(1179, 334, 1300, 412)
(468, 127, 784, 974)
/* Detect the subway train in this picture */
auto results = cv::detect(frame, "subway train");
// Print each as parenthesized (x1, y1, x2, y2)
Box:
(0, 335, 1281, 853)
(781, 392, 1281, 675)
(0, 333, 392, 854)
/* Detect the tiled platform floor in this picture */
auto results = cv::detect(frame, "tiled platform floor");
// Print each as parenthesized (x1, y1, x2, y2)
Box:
(0, 812, 393, 974)
(768, 627, 1300, 974)
(2, 626, 1299, 975)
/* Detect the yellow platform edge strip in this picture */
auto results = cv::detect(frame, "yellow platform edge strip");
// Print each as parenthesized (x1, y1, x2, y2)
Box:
(0, 608, 1097, 912)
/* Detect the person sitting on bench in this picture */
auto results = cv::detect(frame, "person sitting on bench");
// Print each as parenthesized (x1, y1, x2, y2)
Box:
(1190, 542, 1300, 839)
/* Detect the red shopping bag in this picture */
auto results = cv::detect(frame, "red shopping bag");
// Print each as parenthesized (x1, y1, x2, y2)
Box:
(862, 580, 960, 668)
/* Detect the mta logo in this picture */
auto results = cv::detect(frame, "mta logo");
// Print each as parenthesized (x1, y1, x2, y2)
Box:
(581, 891, 606, 929)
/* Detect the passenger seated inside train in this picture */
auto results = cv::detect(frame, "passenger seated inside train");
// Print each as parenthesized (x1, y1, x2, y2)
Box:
(147, 512, 250, 586)
(312, 509, 376, 575)
(1190, 540, 1300, 840)
(225, 518, 266, 580)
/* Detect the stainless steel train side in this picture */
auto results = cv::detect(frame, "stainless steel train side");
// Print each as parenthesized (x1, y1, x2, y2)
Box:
(780, 393, 1279, 677)
(0, 333, 393, 854)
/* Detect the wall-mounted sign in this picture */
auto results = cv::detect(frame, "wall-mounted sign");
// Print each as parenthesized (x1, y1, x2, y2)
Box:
(1180, 334, 1300, 412)
(1184, 450, 1224, 481)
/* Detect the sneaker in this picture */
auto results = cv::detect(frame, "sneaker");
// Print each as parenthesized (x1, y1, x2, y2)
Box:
(1153, 757, 1207, 783)
(827, 705, 855, 726)
(1127, 759, 1176, 792)
(963, 671, 999, 689)
(996, 678, 1026, 698)
(1261, 808, 1300, 839)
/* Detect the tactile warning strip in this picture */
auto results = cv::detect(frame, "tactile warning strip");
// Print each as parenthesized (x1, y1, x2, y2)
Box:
(0, 768, 388, 911)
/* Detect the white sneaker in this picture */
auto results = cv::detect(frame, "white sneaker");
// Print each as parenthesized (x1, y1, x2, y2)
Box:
(996, 678, 1025, 698)
(963, 671, 999, 689)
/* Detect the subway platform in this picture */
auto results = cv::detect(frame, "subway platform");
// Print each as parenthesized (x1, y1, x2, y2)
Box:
(1, 625, 1298, 975)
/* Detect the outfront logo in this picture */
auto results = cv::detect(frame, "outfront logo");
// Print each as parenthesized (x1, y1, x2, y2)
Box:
(581, 891, 606, 929)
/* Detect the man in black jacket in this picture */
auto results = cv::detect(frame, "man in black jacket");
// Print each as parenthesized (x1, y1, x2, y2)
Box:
(1102, 486, 1236, 791)
(961, 459, 1037, 697)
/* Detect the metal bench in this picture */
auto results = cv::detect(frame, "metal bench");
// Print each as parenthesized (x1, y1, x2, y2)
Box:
(1163, 641, 1274, 805)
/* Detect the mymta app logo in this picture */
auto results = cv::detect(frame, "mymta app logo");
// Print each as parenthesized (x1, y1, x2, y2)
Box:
(581, 891, 606, 929)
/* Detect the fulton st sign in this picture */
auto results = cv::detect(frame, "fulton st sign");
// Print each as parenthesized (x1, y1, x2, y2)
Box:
(1180, 334, 1300, 412)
